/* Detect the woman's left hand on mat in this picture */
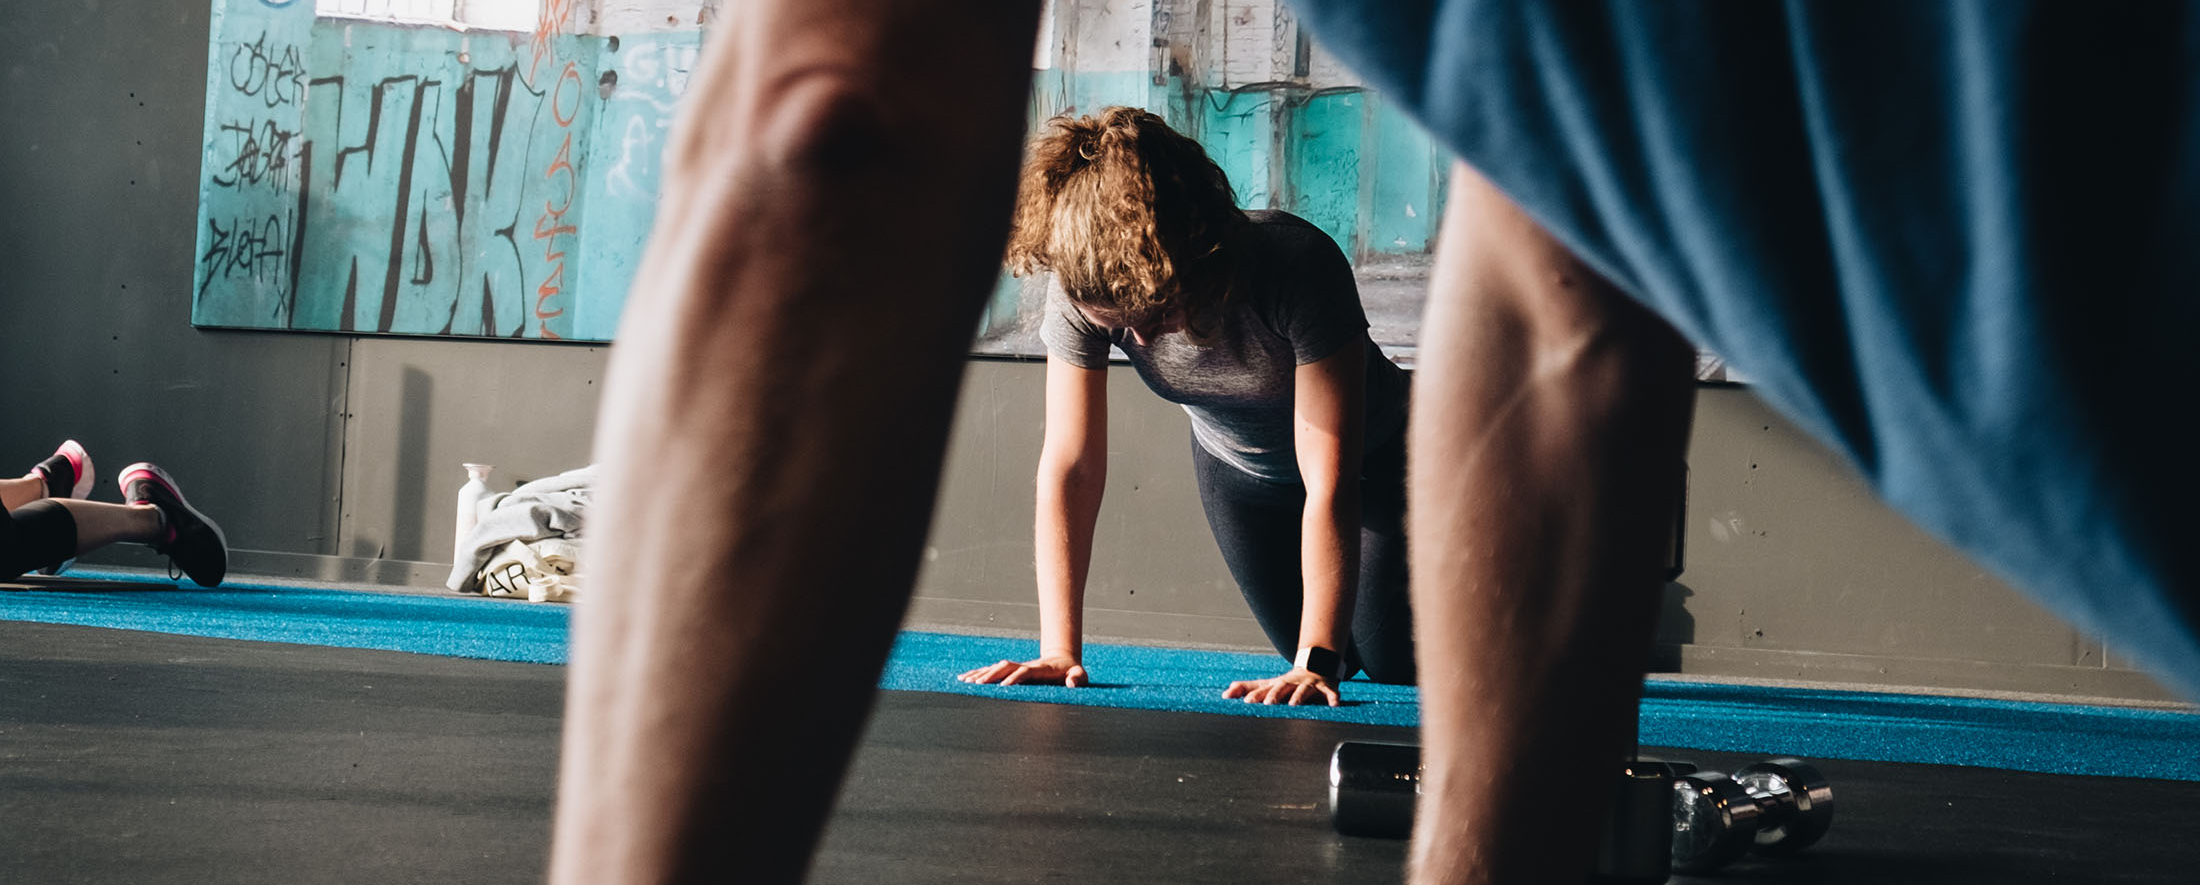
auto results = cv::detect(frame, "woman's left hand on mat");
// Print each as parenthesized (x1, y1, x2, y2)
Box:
(1222, 669, 1340, 706)
(957, 654, 1090, 687)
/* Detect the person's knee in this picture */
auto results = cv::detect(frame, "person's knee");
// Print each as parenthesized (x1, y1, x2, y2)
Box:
(670, 73, 904, 196)
(1356, 651, 1417, 686)
(1439, 163, 1690, 361)
(756, 77, 904, 180)
(1350, 627, 1419, 685)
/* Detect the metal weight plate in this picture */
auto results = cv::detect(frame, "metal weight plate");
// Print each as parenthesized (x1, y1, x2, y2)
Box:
(1597, 764, 1681, 883)
(1670, 772, 1762, 874)
(1734, 758, 1834, 855)
(1329, 741, 1421, 838)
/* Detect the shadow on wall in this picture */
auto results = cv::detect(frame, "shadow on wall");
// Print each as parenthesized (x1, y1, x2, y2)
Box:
(393, 365, 434, 560)
(352, 364, 435, 560)
(1650, 583, 1698, 672)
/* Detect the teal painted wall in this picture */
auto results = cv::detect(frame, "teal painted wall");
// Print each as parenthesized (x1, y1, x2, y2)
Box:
(195, 0, 641, 340)
(988, 76, 1451, 351)
(194, 5, 1447, 344)
(1029, 75, 1449, 264)
(1364, 93, 1446, 254)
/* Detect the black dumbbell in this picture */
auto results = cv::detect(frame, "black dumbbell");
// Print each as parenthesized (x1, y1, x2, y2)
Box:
(1670, 758, 1835, 874)
(1328, 742, 1687, 883)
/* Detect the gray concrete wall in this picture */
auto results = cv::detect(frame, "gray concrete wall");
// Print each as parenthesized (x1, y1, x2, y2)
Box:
(3, 0, 2175, 704)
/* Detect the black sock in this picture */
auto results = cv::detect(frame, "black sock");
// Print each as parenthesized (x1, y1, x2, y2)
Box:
(32, 453, 73, 500)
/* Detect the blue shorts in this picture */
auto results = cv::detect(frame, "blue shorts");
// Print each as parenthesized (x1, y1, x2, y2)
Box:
(1288, 0, 2200, 696)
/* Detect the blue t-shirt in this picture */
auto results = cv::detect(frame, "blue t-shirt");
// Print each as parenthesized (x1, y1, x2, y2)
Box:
(1289, 0, 2200, 696)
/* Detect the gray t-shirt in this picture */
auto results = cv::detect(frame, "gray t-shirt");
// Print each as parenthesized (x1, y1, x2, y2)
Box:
(1041, 210, 1411, 483)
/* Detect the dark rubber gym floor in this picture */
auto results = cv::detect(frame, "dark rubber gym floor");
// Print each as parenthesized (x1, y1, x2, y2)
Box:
(5, 619, 2197, 884)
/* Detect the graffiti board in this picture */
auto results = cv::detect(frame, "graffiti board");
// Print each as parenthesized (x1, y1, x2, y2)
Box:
(194, 0, 693, 340)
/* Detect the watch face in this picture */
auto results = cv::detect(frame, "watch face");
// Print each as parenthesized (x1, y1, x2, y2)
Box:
(1298, 646, 1343, 680)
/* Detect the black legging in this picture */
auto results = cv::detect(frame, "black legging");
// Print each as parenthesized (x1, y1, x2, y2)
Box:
(1191, 432, 1415, 684)
(1, 499, 77, 581)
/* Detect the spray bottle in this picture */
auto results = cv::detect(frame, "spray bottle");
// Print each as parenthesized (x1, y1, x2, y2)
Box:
(454, 463, 494, 562)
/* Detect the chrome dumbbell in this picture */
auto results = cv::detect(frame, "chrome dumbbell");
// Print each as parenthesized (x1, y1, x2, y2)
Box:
(1328, 742, 1684, 883)
(1670, 758, 1835, 874)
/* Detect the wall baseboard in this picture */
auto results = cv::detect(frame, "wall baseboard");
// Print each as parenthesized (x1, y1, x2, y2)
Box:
(1658, 643, 2182, 706)
(83, 547, 452, 593)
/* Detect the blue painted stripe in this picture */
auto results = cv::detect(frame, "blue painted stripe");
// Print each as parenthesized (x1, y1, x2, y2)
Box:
(5, 569, 2196, 781)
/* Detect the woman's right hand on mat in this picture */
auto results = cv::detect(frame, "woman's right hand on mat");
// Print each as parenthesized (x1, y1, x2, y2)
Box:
(957, 655, 1089, 687)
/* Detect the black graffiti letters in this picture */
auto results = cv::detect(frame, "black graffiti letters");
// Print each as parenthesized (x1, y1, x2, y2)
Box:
(229, 31, 307, 109)
(200, 212, 292, 294)
(212, 119, 300, 189)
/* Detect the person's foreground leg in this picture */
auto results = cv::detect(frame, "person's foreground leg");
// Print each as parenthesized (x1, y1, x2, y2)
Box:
(1407, 165, 1697, 885)
(548, 3, 1042, 883)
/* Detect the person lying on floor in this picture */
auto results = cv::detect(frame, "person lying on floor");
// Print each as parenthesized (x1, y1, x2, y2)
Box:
(2, 440, 227, 587)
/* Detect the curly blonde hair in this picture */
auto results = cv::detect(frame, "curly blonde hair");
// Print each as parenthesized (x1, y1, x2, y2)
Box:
(1005, 107, 1246, 326)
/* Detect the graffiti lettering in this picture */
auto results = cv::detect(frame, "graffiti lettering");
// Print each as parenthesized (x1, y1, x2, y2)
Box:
(211, 119, 300, 189)
(197, 19, 607, 340)
(228, 31, 308, 109)
(534, 268, 567, 326)
(541, 131, 576, 216)
(530, 56, 582, 338)
(529, 0, 578, 81)
(601, 41, 697, 200)
(199, 212, 292, 297)
(552, 61, 583, 127)
(533, 207, 577, 246)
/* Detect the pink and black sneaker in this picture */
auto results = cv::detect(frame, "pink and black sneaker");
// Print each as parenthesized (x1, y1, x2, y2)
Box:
(119, 462, 228, 588)
(30, 439, 94, 501)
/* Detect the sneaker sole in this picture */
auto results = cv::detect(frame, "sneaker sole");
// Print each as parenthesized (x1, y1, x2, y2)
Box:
(60, 440, 94, 500)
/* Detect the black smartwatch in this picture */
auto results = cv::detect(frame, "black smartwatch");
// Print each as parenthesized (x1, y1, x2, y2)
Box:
(1294, 645, 1344, 682)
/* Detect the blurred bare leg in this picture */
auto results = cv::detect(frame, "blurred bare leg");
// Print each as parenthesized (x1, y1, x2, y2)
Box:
(547, 2, 1043, 883)
(1406, 164, 1697, 885)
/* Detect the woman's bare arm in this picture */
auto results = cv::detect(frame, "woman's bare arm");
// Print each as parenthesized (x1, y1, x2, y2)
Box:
(963, 356, 1108, 685)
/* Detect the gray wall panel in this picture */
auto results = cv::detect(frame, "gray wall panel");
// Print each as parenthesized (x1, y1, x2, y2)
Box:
(337, 338, 606, 566)
(916, 361, 1266, 650)
(1674, 392, 2091, 668)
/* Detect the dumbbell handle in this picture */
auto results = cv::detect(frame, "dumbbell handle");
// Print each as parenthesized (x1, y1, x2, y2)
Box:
(1740, 780, 1798, 828)
(1328, 743, 1677, 883)
(1328, 741, 1419, 838)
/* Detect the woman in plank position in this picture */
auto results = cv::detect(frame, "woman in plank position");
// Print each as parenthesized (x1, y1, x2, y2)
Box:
(956, 108, 1417, 704)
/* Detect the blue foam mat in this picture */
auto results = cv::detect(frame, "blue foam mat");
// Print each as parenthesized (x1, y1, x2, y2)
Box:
(5, 568, 2196, 781)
